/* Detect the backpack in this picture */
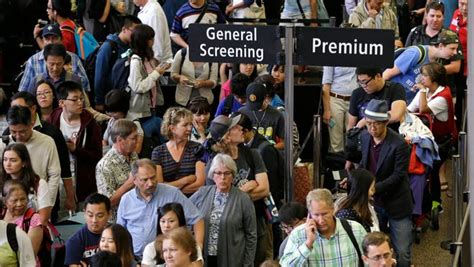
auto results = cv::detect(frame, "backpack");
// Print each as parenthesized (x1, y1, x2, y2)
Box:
(83, 39, 118, 92)
(394, 44, 427, 66)
(222, 93, 235, 116)
(257, 140, 284, 201)
(111, 52, 133, 94)
(21, 208, 53, 267)
(61, 24, 100, 61)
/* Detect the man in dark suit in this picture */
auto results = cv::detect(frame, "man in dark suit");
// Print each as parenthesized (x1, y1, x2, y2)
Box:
(359, 99, 413, 267)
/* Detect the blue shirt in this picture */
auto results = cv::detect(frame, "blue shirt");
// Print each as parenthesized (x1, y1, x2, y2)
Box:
(322, 66, 358, 96)
(390, 45, 430, 103)
(214, 96, 244, 117)
(19, 50, 90, 92)
(117, 184, 202, 256)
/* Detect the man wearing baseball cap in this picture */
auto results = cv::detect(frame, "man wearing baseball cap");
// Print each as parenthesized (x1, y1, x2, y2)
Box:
(238, 82, 285, 150)
(358, 99, 413, 267)
(19, 23, 91, 94)
(383, 30, 460, 103)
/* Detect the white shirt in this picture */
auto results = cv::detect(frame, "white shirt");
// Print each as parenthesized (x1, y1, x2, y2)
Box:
(407, 86, 449, 122)
(60, 113, 82, 177)
(11, 130, 61, 209)
(0, 220, 36, 267)
(138, 0, 173, 63)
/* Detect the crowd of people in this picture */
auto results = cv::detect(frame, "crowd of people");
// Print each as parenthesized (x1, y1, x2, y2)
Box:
(0, 0, 469, 266)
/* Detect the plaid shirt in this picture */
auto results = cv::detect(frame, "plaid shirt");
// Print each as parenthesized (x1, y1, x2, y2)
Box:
(280, 218, 367, 267)
(19, 50, 90, 93)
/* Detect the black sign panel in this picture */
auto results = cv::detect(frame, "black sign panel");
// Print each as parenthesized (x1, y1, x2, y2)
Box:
(188, 24, 282, 64)
(295, 27, 394, 67)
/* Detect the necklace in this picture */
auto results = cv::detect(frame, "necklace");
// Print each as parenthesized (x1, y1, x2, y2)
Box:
(252, 109, 267, 128)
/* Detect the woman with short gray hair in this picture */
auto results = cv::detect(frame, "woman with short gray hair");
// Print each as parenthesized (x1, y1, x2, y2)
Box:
(190, 153, 257, 267)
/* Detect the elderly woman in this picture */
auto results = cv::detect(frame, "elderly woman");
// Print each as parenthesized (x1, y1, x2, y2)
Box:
(408, 62, 457, 215)
(1, 180, 45, 266)
(205, 114, 269, 265)
(151, 107, 205, 195)
(190, 153, 257, 267)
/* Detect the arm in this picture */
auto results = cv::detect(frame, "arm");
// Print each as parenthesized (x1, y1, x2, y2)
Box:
(109, 175, 135, 207)
(246, 172, 270, 201)
(135, 135, 143, 154)
(182, 161, 206, 194)
(28, 226, 43, 255)
(279, 228, 313, 266)
(33, 24, 45, 49)
(98, 0, 111, 23)
(128, 57, 161, 94)
(310, 0, 317, 26)
(444, 60, 461, 74)
(193, 219, 205, 248)
(171, 34, 188, 49)
(63, 179, 76, 212)
(322, 83, 332, 124)
(388, 100, 406, 123)
(418, 90, 431, 113)
(18, 57, 35, 92)
(382, 66, 401, 81)
(347, 114, 359, 129)
(242, 195, 257, 265)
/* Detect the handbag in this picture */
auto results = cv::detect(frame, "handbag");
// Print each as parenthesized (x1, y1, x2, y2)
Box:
(345, 127, 363, 163)
(263, 193, 279, 224)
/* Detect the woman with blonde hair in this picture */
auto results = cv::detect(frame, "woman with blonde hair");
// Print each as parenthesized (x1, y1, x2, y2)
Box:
(151, 107, 205, 195)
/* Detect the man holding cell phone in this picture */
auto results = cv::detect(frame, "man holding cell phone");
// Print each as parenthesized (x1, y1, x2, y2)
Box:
(280, 189, 367, 266)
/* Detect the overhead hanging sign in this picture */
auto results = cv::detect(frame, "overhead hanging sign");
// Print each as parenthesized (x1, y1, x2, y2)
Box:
(295, 27, 395, 67)
(188, 23, 282, 64)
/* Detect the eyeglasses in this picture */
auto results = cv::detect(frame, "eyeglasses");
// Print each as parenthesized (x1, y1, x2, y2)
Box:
(213, 171, 232, 177)
(280, 219, 304, 233)
(65, 98, 84, 103)
(358, 77, 373, 86)
(37, 91, 53, 97)
(367, 251, 393, 262)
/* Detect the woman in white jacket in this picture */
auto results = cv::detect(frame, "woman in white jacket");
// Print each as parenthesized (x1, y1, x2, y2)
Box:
(127, 24, 168, 120)
(171, 48, 218, 107)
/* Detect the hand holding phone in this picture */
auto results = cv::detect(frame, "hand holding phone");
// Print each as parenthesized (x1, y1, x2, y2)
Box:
(305, 213, 317, 249)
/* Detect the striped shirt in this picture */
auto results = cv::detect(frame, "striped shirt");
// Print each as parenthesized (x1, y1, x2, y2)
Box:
(151, 141, 204, 182)
(170, 2, 226, 39)
(280, 218, 367, 267)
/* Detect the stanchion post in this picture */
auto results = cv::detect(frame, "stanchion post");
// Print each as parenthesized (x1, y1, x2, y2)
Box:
(313, 115, 321, 188)
(284, 26, 295, 202)
(453, 155, 462, 240)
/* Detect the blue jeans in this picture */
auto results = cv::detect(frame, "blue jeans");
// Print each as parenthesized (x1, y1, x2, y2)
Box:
(375, 206, 412, 267)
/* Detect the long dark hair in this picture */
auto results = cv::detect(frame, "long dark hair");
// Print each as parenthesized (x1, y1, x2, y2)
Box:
(337, 169, 375, 227)
(104, 224, 134, 267)
(0, 143, 39, 194)
(131, 24, 155, 60)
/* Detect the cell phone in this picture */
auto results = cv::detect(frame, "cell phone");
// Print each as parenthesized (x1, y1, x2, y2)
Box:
(38, 19, 48, 26)
(159, 62, 171, 69)
(185, 79, 195, 86)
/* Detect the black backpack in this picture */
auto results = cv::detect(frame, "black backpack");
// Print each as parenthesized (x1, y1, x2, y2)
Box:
(111, 53, 132, 94)
(221, 94, 235, 116)
(84, 39, 118, 92)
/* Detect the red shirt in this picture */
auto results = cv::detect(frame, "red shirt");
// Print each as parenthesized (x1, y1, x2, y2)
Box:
(449, 9, 467, 76)
(59, 19, 77, 54)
